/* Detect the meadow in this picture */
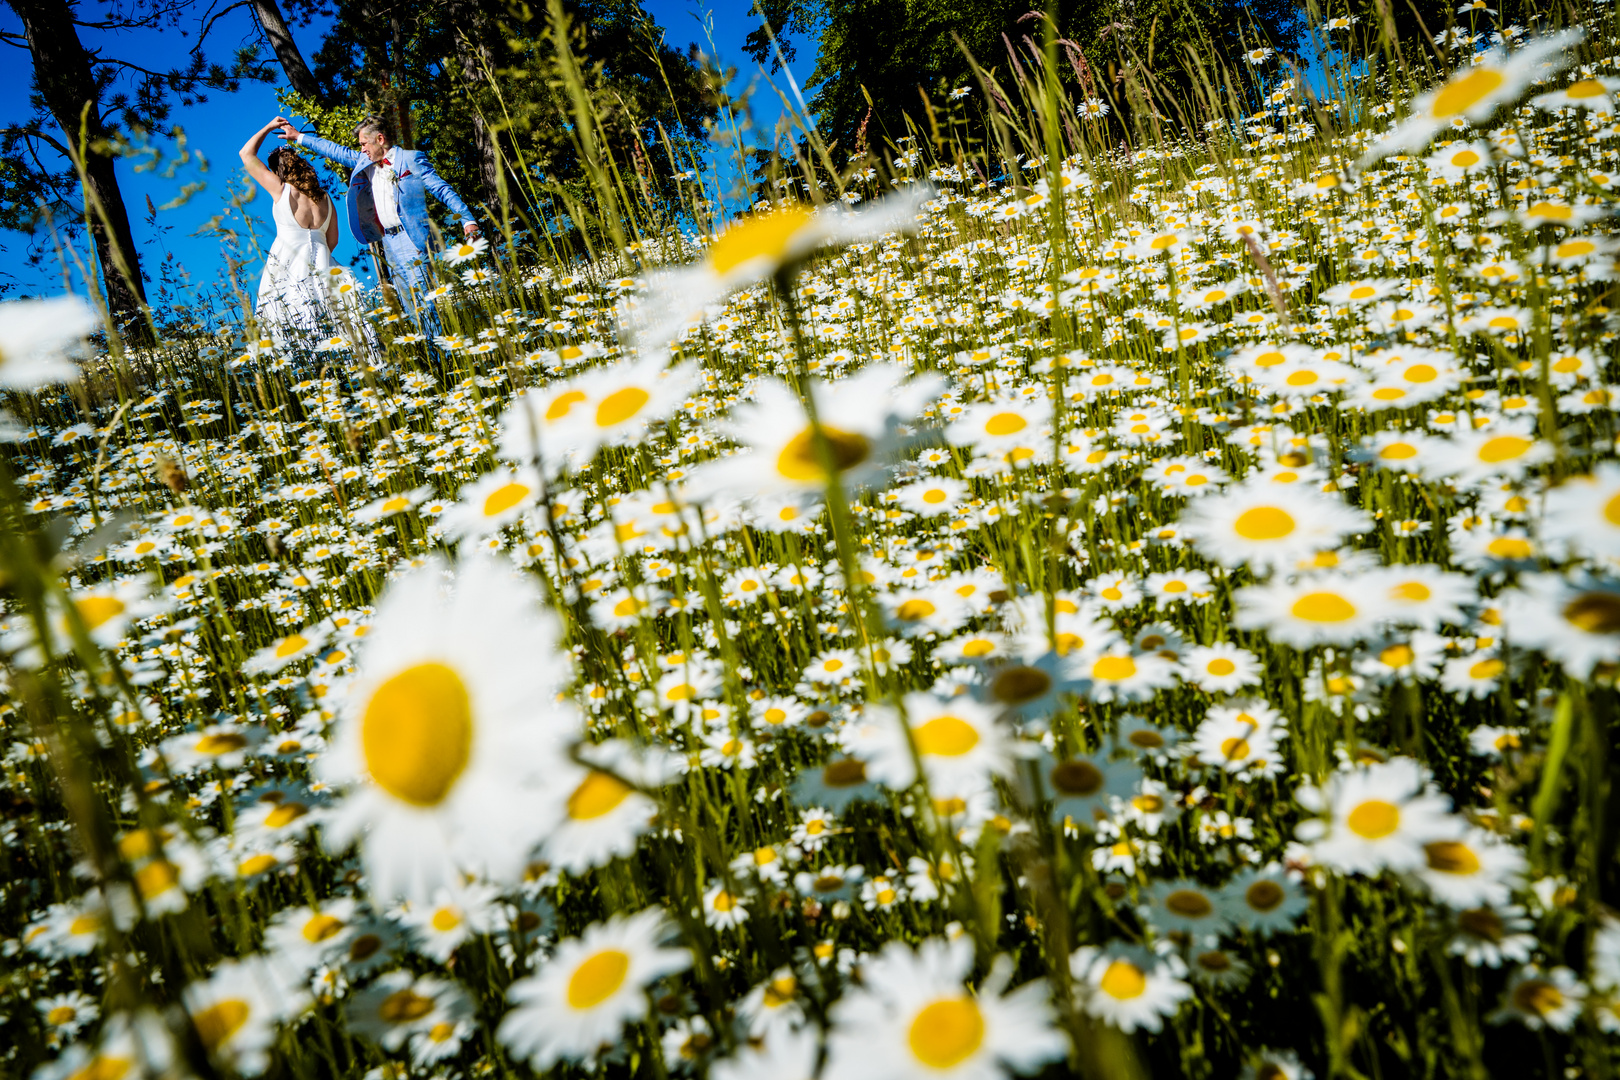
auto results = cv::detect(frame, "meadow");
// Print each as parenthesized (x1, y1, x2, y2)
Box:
(5, 8, 1620, 1079)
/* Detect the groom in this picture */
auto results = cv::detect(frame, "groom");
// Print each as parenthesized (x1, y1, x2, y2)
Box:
(273, 114, 478, 324)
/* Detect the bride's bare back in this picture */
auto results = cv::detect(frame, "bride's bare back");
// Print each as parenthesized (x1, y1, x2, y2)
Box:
(284, 187, 329, 229)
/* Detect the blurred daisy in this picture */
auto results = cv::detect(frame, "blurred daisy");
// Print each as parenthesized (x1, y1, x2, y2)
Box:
(626, 188, 934, 350)
(499, 908, 690, 1068)
(1296, 757, 1457, 875)
(1489, 965, 1586, 1030)
(1070, 945, 1191, 1033)
(1364, 31, 1580, 160)
(1414, 827, 1526, 909)
(689, 364, 941, 502)
(318, 558, 571, 901)
(1181, 481, 1370, 571)
(825, 936, 1068, 1080)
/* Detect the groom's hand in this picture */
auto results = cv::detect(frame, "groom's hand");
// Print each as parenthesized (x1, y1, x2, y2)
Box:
(272, 118, 299, 142)
(463, 222, 481, 239)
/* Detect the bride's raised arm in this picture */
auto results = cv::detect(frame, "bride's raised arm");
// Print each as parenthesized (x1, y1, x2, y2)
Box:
(239, 120, 285, 198)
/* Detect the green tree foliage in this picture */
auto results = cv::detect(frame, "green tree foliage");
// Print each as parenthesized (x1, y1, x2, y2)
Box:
(745, 0, 1308, 157)
(296, 0, 716, 254)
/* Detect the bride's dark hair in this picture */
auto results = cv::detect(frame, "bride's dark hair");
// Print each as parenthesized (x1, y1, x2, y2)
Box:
(267, 147, 326, 203)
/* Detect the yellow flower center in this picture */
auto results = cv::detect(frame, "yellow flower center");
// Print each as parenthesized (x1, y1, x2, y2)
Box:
(1206, 658, 1236, 676)
(1098, 960, 1147, 999)
(75, 596, 126, 630)
(707, 206, 816, 275)
(482, 481, 531, 518)
(775, 425, 871, 482)
(1164, 889, 1213, 917)
(1563, 592, 1620, 634)
(567, 949, 631, 1009)
(1512, 979, 1565, 1018)
(362, 662, 473, 807)
(379, 988, 435, 1022)
(1051, 759, 1104, 796)
(192, 999, 252, 1051)
(263, 802, 308, 829)
(1246, 880, 1285, 911)
(1092, 655, 1137, 681)
(907, 998, 984, 1069)
(195, 732, 248, 755)
(1346, 799, 1400, 839)
(546, 389, 587, 421)
(303, 914, 344, 942)
(568, 770, 632, 819)
(1431, 68, 1505, 118)
(596, 387, 650, 428)
(1290, 591, 1357, 622)
(897, 599, 937, 620)
(1233, 506, 1295, 540)
(914, 715, 980, 757)
(275, 634, 309, 659)
(1424, 841, 1481, 875)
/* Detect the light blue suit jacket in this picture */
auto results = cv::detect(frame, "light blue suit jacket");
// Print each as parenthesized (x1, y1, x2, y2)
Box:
(297, 134, 475, 254)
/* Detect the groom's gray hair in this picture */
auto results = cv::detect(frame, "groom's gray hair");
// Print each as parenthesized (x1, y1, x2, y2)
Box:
(355, 114, 393, 144)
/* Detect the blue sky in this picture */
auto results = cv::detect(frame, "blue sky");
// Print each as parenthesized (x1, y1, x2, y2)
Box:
(0, 0, 815, 306)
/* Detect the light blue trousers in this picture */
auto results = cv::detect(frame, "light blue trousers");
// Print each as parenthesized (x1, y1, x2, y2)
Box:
(381, 229, 440, 338)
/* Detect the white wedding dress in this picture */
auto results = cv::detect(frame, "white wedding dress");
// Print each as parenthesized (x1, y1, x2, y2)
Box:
(255, 188, 335, 346)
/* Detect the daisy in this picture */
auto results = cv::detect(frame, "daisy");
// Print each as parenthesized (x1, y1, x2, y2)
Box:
(1489, 965, 1587, 1031)
(1448, 905, 1537, 968)
(551, 354, 699, 464)
(1142, 879, 1231, 936)
(1501, 575, 1620, 678)
(627, 188, 933, 349)
(1541, 462, 1620, 558)
(1233, 575, 1391, 647)
(1182, 642, 1264, 693)
(1296, 757, 1458, 875)
(184, 957, 309, 1076)
(499, 908, 691, 1069)
(861, 693, 1017, 798)
(1221, 865, 1309, 934)
(34, 1012, 176, 1080)
(702, 881, 750, 929)
(824, 936, 1068, 1080)
(1070, 945, 1192, 1033)
(1364, 31, 1580, 160)
(1190, 702, 1285, 773)
(1180, 481, 1370, 571)
(349, 971, 472, 1052)
(689, 364, 941, 502)
(895, 476, 969, 516)
(1366, 565, 1475, 629)
(318, 557, 572, 901)
(1414, 827, 1526, 909)
(440, 468, 542, 539)
(535, 739, 675, 873)
(1073, 649, 1180, 703)
(0, 294, 99, 388)
(712, 1024, 818, 1080)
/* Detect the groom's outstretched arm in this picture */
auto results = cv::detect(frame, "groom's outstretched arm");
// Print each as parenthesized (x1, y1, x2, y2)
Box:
(415, 153, 477, 229)
(279, 123, 365, 172)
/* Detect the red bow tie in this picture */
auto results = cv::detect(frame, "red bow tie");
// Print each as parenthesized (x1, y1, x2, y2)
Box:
(379, 158, 391, 167)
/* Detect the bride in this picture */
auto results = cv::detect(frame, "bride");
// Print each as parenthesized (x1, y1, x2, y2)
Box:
(240, 119, 340, 345)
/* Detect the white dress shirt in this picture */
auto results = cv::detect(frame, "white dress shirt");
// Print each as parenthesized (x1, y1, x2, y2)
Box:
(370, 160, 401, 230)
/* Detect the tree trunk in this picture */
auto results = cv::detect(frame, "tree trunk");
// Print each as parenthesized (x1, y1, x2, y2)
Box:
(390, 16, 416, 149)
(7, 0, 151, 345)
(450, 5, 503, 211)
(251, 0, 323, 101)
